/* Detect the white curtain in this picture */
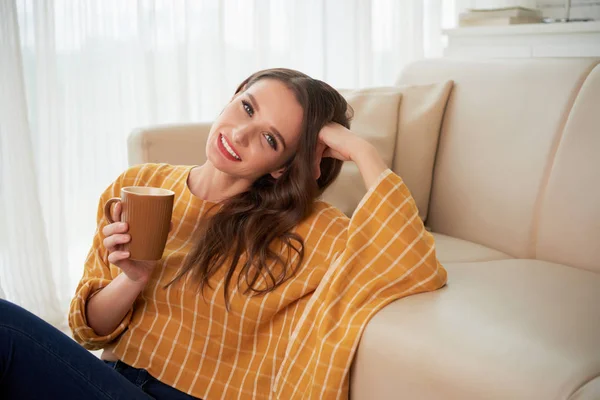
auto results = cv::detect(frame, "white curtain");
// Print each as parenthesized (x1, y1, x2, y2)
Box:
(0, 0, 63, 324)
(0, 0, 453, 325)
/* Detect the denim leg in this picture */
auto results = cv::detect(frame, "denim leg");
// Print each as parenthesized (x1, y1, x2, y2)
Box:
(109, 361, 201, 400)
(0, 299, 151, 400)
(142, 373, 202, 399)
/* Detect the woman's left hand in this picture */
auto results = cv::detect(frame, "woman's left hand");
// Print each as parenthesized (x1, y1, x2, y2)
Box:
(314, 123, 367, 179)
(315, 122, 388, 189)
(317, 123, 364, 162)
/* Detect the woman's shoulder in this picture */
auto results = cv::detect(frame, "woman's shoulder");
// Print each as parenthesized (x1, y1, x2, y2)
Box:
(297, 200, 349, 234)
(118, 163, 193, 188)
(312, 200, 348, 219)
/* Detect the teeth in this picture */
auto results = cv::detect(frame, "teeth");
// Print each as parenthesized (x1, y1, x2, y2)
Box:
(221, 135, 240, 160)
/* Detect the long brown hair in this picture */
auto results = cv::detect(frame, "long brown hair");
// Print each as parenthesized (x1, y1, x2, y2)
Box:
(168, 68, 352, 307)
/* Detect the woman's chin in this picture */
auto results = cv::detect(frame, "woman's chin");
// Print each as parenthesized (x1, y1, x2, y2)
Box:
(207, 152, 226, 169)
(206, 148, 271, 182)
(207, 150, 239, 174)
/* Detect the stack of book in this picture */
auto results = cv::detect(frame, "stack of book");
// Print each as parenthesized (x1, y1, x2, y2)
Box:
(459, 6, 544, 27)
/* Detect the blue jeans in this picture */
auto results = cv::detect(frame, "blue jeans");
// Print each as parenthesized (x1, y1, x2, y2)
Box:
(0, 299, 200, 399)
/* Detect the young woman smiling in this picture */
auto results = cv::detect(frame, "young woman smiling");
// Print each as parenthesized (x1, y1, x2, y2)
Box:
(0, 68, 447, 399)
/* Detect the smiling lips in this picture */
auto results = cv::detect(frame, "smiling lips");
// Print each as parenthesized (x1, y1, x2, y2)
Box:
(219, 133, 242, 161)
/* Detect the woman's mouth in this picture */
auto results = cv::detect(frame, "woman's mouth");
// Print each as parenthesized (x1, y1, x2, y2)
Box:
(218, 133, 242, 161)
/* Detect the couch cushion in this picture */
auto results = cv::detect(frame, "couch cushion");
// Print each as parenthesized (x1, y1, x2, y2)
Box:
(324, 82, 453, 218)
(322, 87, 402, 216)
(392, 81, 453, 222)
(351, 259, 600, 399)
(396, 58, 600, 259)
(432, 232, 511, 263)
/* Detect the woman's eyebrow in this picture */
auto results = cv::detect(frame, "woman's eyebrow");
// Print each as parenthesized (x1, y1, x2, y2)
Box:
(270, 127, 287, 151)
(247, 93, 287, 150)
(247, 93, 261, 112)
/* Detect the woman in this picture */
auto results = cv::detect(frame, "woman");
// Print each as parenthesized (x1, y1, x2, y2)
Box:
(0, 69, 447, 399)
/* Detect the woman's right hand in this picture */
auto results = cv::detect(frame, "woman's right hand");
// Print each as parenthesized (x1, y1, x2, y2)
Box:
(102, 201, 157, 284)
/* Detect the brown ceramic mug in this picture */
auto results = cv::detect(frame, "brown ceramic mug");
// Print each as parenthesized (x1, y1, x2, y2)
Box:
(104, 187, 175, 261)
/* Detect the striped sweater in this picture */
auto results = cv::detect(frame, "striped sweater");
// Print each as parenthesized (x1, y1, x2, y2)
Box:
(69, 163, 447, 399)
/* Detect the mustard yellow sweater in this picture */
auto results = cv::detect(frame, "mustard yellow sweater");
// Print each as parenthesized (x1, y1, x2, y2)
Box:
(69, 163, 447, 399)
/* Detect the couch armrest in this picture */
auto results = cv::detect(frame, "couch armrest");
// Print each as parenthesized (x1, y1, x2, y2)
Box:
(127, 123, 213, 166)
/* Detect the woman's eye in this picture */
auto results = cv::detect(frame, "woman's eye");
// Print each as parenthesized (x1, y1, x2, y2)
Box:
(242, 100, 254, 117)
(264, 133, 278, 150)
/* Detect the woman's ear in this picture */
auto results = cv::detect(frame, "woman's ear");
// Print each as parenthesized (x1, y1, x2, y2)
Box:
(270, 167, 286, 180)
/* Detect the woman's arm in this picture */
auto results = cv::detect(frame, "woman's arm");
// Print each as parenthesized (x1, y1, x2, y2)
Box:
(86, 273, 147, 336)
(351, 143, 388, 190)
(69, 165, 150, 350)
(274, 124, 448, 398)
(85, 199, 158, 336)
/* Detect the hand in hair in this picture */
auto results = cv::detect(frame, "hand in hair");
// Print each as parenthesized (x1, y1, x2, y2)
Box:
(317, 122, 360, 162)
(314, 122, 365, 179)
(316, 122, 388, 189)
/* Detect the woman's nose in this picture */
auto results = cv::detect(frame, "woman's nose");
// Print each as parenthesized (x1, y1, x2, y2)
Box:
(231, 124, 253, 146)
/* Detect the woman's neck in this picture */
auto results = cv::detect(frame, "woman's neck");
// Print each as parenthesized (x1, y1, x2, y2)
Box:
(187, 162, 252, 203)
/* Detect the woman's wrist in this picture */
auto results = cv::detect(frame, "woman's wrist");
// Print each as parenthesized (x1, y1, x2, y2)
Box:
(350, 140, 388, 190)
(86, 272, 147, 336)
(122, 271, 150, 290)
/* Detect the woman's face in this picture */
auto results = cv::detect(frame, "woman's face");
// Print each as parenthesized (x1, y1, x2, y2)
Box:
(206, 79, 304, 181)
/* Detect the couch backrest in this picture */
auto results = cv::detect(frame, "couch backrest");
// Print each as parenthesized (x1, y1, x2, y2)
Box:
(397, 58, 600, 273)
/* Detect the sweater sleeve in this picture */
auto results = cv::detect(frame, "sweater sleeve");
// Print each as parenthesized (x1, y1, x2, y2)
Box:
(274, 169, 448, 399)
(68, 169, 135, 350)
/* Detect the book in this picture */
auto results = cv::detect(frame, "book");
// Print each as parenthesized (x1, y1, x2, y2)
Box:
(458, 15, 544, 27)
(463, 6, 542, 18)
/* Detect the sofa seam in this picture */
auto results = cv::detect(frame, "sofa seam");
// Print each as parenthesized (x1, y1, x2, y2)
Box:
(389, 93, 403, 179)
(529, 60, 600, 260)
(424, 82, 455, 229)
(567, 373, 600, 400)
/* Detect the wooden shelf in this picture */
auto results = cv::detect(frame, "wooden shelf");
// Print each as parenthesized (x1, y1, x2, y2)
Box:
(443, 20, 600, 37)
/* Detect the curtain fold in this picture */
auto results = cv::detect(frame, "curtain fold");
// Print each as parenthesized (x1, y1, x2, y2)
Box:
(0, 0, 62, 325)
(1, 0, 451, 325)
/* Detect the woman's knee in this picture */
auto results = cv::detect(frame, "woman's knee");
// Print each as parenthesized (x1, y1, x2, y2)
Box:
(0, 299, 44, 331)
(0, 299, 23, 324)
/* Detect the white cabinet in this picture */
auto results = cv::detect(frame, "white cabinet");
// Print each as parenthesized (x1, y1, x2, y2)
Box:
(443, 21, 600, 58)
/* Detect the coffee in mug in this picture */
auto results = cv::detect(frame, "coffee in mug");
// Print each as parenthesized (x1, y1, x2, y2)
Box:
(104, 186, 175, 261)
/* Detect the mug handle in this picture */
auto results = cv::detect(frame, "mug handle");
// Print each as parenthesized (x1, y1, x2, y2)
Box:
(104, 198, 121, 224)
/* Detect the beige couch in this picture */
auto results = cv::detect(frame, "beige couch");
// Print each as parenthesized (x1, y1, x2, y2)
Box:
(128, 59, 600, 399)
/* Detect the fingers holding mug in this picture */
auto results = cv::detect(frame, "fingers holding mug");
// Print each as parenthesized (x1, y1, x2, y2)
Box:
(107, 250, 131, 265)
(104, 197, 122, 224)
(102, 197, 129, 253)
(103, 233, 130, 254)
